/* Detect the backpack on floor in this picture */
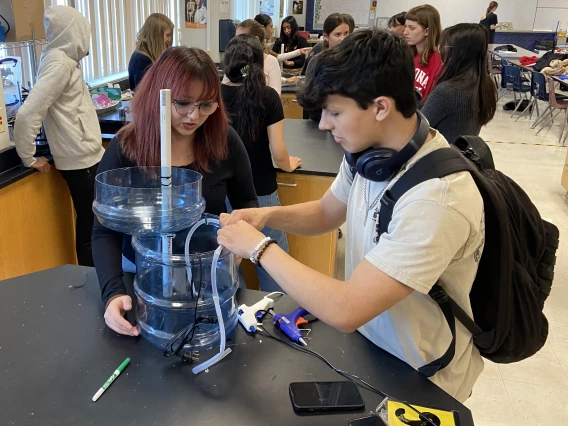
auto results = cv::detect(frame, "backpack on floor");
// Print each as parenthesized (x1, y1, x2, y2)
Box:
(377, 136, 559, 376)
(503, 99, 532, 112)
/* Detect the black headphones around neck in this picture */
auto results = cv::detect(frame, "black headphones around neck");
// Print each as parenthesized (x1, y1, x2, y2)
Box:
(344, 111, 430, 182)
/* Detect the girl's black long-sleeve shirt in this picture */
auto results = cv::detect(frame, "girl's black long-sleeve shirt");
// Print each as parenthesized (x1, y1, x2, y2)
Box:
(92, 127, 258, 306)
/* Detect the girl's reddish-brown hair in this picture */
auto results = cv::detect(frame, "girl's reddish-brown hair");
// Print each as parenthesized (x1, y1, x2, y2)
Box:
(118, 46, 229, 172)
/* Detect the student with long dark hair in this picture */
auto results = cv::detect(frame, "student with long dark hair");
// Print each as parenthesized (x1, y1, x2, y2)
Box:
(388, 12, 406, 36)
(93, 47, 258, 336)
(480, 1, 502, 44)
(231, 19, 282, 94)
(222, 35, 301, 292)
(272, 16, 308, 70)
(303, 13, 354, 75)
(404, 5, 443, 100)
(421, 23, 497, 143)
(302, 13, 355, 122)
(254, 13, 275, 43)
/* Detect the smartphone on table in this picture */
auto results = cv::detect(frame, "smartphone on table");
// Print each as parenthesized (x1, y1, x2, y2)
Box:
(289, 381, 365, 413)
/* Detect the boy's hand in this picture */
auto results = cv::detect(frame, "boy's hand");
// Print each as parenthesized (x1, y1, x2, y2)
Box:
(220, 209, 268, 231)
(217, 221, 266, 259)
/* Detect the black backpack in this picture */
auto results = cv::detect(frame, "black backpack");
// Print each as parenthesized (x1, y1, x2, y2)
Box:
(377, 136, 559, 376)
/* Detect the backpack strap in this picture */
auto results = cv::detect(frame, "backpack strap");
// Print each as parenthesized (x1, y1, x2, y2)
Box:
(377, 147, 484, 376)
(453, 135, 495, 170)
(418, 284, 456, 377)
(379, 147, 473, 236)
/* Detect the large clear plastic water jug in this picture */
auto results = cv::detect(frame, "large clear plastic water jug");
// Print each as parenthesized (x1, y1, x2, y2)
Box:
(93, 167, 205, 235)
(132, 215, 240, 351)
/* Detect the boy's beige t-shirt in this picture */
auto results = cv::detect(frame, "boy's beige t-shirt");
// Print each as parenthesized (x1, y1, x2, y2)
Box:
(331, 130, 485, 402)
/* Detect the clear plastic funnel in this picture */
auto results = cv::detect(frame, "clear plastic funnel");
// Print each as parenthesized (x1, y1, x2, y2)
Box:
(93, 167, 205, 235)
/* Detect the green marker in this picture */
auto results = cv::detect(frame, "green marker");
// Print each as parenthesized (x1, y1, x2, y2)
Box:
(91, 358, 130, 402)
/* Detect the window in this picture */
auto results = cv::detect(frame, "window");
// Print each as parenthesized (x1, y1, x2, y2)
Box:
(45, 0, 181, 83)
(232, 0, 258, 23)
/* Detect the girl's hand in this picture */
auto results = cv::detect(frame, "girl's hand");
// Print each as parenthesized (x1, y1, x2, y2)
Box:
(104, 296, 139, 336)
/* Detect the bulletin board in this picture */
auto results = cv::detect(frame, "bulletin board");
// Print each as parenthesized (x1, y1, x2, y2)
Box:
(313, 0, 371, 29)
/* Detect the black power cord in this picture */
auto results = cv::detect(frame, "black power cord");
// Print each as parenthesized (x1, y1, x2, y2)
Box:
(0, 14, 10, 36)
(163, 253, 218, 360)
(256, 327, 438, 426)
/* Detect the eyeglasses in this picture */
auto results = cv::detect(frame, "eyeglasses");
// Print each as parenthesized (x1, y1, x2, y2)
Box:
(173, 100, 219, 116)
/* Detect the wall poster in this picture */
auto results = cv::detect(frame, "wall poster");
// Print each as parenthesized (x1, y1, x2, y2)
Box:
(185, 0, 207, 28)
(260, 0, 275, 17)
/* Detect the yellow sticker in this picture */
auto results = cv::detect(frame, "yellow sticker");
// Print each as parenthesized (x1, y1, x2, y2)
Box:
(387, 400, 459, 426)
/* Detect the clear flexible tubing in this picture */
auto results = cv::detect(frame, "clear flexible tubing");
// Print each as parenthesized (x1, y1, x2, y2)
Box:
(184, 218, 232, 374)
(192, 245, 232, 374)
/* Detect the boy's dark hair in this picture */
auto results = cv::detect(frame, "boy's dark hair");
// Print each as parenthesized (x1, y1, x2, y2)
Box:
(298, 30, 417, 118)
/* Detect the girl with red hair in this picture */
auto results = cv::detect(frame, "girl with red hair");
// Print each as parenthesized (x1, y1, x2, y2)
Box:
(92, 47, 258, 336)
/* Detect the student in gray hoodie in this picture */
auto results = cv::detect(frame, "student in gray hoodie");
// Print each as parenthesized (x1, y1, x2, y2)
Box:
(14, 5, 104, 267)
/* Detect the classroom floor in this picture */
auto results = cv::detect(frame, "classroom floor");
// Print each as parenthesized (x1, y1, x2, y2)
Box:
(334, 90, 568, 425)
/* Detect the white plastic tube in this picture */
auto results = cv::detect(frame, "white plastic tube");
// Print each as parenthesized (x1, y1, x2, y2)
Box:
(160, 89, 173, 298)
(183, 218, 232, 374)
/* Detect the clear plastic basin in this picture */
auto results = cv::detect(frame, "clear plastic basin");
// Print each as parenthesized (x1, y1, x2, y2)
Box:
(93, 167, 205, 235)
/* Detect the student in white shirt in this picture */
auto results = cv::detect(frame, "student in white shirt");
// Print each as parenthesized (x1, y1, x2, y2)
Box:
(218, 30, 485, 402)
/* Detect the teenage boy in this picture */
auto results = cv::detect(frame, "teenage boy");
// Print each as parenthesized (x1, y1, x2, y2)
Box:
(14, 6, 103, 266)
(217, 30, 484, 402)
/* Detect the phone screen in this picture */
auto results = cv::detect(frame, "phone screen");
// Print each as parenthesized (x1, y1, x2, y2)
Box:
(289, 381, 365, 412)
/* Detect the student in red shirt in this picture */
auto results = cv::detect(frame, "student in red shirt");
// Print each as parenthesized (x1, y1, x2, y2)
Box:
(404, 5, 443, 100)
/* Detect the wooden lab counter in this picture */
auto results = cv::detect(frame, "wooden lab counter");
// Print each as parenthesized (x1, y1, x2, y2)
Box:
(0, 147, 76, 280)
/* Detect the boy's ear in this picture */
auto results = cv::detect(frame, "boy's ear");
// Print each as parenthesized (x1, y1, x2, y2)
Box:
(373, 96, 394, 122)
